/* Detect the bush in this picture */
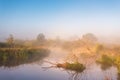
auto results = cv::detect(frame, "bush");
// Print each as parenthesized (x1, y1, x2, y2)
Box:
(115, 56, 120, 73)
(94, 44, 104, 53)
(57, 62, 85, 72)
(96, 54, 114, 66)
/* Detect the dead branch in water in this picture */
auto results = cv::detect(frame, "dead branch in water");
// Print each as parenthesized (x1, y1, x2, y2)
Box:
(43, 60, 57, 65)
(42, 66, 56, 71)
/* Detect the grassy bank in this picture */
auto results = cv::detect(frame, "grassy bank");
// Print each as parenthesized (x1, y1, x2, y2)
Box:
(0, 48, 50, 67)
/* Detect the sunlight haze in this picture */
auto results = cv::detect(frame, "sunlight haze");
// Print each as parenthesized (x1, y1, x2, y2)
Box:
(0, 0, 120, 40)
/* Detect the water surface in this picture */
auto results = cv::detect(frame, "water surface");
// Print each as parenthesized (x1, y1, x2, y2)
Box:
(0, 48, 119, 80)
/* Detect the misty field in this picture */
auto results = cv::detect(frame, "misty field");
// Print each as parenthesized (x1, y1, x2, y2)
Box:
(0, 33, 120, 80)
(1, 0, 120, 80)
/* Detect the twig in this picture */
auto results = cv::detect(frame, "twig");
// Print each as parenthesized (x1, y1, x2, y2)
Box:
(43, 60, 57, 65)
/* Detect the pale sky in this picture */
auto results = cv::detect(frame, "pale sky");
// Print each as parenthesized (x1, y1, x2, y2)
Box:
(0, 0, 120, 40)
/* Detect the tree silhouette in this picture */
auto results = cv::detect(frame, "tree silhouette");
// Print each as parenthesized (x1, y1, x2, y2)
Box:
(36, 33, 46, 45)
(6, 34, 14, 48)
(82, 33, 97, 44)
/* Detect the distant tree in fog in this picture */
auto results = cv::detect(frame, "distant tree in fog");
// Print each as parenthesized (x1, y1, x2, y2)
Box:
(36, 33, 46, 45)
(82, 33, 97, 43)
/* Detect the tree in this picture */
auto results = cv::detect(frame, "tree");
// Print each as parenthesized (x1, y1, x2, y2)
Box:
(82, 33, 97, 44)
(94, 43, 104, 53)
(36, 33, 46, 45)
(6, 34, 14, 48)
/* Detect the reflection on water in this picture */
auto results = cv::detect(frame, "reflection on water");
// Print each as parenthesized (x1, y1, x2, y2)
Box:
(0, 48, 119, 80)
(0, 48, 50, 68)
(42, 63, 117, 80)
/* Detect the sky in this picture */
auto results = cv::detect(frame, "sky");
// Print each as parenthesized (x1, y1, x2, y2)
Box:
(0, 0, 120, 40)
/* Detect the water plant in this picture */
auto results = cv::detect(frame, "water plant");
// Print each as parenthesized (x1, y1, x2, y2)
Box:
(57, 62, 85, 72)
(96, 54, 115, 70)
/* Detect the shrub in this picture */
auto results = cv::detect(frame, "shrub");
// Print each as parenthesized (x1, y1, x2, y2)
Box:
(57, 62, 85, 72)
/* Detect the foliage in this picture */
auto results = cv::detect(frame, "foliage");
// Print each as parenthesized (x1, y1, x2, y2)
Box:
(96, 54, 115, 70)
(96, 54, 120, 74)
(0, 48, 50, 67)
(82, 33, 97, 44)
(96, 54, 114, 66)
(61, 40, 83, 51)
(57, 62, 85, 72)
(94, 43, 104, 53)
(0, 42, 9, 48)
(114, 56, 120, 73)
(37, 33, 45, 42)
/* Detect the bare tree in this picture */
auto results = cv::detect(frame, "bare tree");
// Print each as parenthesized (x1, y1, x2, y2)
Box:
(6, 34, 14, 48)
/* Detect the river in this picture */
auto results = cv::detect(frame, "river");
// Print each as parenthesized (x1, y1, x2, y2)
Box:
(0, 48, 119, 80)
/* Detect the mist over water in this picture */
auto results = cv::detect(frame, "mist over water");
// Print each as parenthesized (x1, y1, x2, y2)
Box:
(0, 0, 120, 80)
(0, 47, 118, 80)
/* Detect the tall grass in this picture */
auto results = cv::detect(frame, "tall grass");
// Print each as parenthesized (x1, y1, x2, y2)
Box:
(0, 48, 50, 67)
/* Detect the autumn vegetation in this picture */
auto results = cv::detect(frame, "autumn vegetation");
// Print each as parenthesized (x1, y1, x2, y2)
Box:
(56, 62, 85, 72)
(0, 33, 120, 75)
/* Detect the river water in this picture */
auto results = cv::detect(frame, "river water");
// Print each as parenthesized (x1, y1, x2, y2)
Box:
(0, 48, 119, 80)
